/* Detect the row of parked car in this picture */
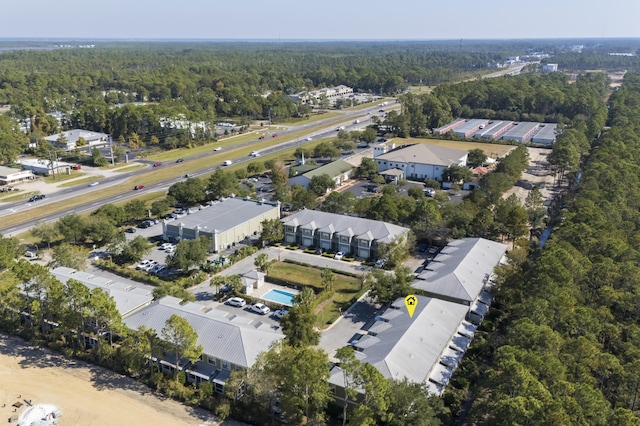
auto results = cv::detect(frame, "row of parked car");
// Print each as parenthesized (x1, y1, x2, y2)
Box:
(225, 297, 289, 319)
(135, 259, 166, 274)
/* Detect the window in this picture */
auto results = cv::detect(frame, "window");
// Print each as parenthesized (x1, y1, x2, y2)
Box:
(207, 357, 217, 366)
(359, 239, 369, 247)
(222, 361, 230, 370)
(321, 232, 330, 239)
(215, 383, 224, 394)
(303, 229, 312, 236)
(285, 226, 294, 233)
(340, 236, 349, 243)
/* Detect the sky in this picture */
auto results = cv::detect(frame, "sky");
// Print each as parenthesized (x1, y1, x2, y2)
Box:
(2, 0, 639, 40)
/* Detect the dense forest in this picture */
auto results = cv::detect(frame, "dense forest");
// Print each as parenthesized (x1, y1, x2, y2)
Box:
(385, 72, 609, 137)
(456, 73, 640, 424)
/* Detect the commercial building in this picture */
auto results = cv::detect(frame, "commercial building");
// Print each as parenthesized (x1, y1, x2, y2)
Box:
(472, 120, 513, 139)
(162, 197, 280, 253)
(502, 122, 540, 142)
(452, 119, 489, 138)
(542, 63, 559, 72)
(45, 129, 110, 151)
(374, 143, 468, 181)
(0, 166, 35, 185)
(288, 159, 354, 190)
(530, 123, 558, 146)
(281, 209, 409, 259)
(433, 118, 466, 135)
(123, 296, 284, 392)
(17, 158, 72, 176)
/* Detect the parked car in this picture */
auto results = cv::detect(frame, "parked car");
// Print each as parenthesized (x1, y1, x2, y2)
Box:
(424, 187, 436, 197)
(159, 242, 173, 250)
(227, 297, 247, 307)
(149, 263, 166, 274)
(135, 260, 152, 270)
(165, 245, 176, 254)
(274, 309, 289, 320)
(125, 227, 137, 234)
(428, 246, 439, 255)
(334, 251, 344, 260)
(250, 303, 271, 315)
(133, 185, 145, 190)
(223, 160, 233, 166)
(141, 261, 158, 271)
(153, 162, 162, 167)
(374, 259, 386, 268)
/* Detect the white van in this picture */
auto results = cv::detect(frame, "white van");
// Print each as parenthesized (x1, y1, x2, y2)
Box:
(223, 160, 233, 166)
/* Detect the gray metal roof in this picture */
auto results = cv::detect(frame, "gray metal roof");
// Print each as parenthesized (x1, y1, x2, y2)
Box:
(123, 296, 284, 368)
(375, 143, 467, 167)
(165, 197, 279, 234)
(353, 296, 468, 383)
(453, 119, 488, 135)
(481, 120, 514, 138)
(51, 267, 154, 317)
(413, 238, 507, 304)
(433, 118, 465, 134)
(0, 165, 24, 177)
(281, 209, 409, 244)
(502, 122, 540, 140)
(44, 129, 109, 144)
(530, 123, 557, 144)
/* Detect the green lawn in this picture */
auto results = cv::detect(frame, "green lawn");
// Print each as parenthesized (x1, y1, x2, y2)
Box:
(278, 111, 341, 126)
(112, 164, 146, 173)
(0, 191, 40, 203)
(44, 172, 86, 183)
(268, 261, 366, 328)
(58, 175, 105, 188)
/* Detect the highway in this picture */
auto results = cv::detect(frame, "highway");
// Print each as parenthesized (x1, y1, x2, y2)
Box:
(0, 102, 398, 237)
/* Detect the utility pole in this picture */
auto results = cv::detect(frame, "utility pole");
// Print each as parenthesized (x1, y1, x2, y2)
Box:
(108, 135, 115, 166)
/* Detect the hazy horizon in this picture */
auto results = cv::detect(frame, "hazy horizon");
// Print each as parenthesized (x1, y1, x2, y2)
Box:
(3, 0, 639, 40)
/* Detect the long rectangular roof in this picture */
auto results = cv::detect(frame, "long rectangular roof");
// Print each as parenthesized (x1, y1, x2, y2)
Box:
(281, 209, 409, 244)
(51, 266, 154, 317)
(166, 197, 279, 233)
(530, 123, 557, 144)
(351, 296, 468, 383)
(502, 122, 540, 140)
(123, 296, 283, 368)
(482, 120, 514, 138)
(413, 238, 507, 304)
(453, 119, 488, 135)
(302, 159, 353, 179)
(375, 143, 467, 167)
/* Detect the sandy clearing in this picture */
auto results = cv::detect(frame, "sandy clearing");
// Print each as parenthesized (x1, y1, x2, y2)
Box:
(503, 147, 558, 206)
(0, 335, 240, 426)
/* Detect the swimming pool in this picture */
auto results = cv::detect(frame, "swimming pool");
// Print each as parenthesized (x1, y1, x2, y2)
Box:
(261, 289, 296, 306)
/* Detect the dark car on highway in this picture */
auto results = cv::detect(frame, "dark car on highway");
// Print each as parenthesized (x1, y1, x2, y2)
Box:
(28, 194, 46, 202)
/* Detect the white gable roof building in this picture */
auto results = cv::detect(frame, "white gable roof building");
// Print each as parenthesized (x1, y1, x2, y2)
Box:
(374, 143, 468, 181)
(413, 238, 507, 306)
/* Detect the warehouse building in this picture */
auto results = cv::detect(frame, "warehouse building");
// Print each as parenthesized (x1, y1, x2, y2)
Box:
(530, 123, 558, 146)
(162, 197, 280, 252)
(502, 122, 540, 142)
(452, 119, 489, 138)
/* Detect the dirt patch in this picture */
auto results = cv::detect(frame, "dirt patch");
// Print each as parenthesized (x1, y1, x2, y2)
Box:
(0, 335, 227, 426)
(503, 147, 558, 206)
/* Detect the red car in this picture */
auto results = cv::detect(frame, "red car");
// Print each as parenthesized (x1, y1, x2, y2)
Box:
(153, 162, 162, 167)
(258, 135, 265, 140)
(272, 133, 278, 138)
(134, 185, 145, 190)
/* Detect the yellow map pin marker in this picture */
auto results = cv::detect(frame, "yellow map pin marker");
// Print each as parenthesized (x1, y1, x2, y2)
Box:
(405, 295, 417, 318)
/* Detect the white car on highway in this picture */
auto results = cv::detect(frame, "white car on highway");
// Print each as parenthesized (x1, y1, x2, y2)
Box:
(223, 160, 233, 166)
